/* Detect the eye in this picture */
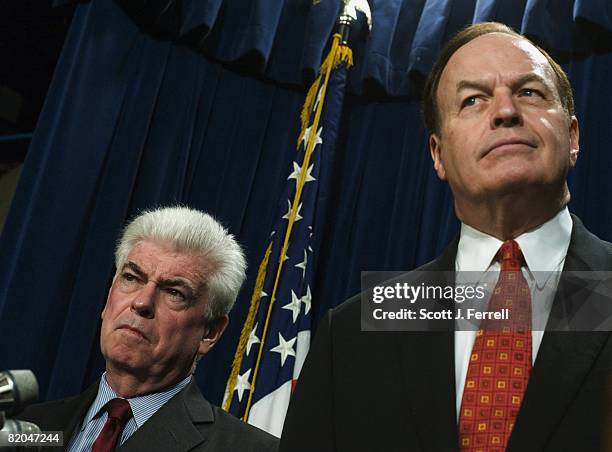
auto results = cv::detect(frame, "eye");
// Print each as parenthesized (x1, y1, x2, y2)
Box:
(519, 88, 543, 98)
(122, 273, 138, 283)
(461, 95, 480, 108)
(165, 288, 186, 300)
(118, 272, 142, 292)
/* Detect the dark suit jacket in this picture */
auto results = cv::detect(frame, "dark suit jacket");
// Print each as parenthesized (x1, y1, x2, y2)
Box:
(19, 380, 278, 452)
(280, 215, 612, 452)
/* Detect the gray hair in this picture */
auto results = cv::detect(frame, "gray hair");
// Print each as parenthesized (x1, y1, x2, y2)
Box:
(115, 206, 247, 320)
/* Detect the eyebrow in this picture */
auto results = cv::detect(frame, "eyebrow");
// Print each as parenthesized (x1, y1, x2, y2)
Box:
(456, 73, 551, 95)
(122, 261, 199, 299)
(123, 262, 147, 281)
(157, 278, 197, 296)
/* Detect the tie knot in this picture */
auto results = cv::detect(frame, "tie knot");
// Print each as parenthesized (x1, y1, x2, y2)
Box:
(105, 398, 132, 423)
(497, 239, 524, 271)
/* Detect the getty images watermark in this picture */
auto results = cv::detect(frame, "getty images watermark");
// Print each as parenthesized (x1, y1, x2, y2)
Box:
(361, 271, 612, 332)
(371, 281, 492, 320)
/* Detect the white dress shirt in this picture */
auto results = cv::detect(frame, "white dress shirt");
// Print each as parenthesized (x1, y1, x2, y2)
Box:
(454, 207, 573, 418)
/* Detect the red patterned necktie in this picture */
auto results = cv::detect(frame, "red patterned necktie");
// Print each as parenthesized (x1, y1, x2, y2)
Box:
(458, 240, 532, 451)
(92, 398, 132, 452)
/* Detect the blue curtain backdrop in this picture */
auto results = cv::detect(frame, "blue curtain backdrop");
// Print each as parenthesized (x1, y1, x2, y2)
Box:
(1, 0, 611, 407)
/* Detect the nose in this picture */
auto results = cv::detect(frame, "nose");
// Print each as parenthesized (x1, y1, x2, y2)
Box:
(491, 90, 522, 128)
(131, 283, 156, 319)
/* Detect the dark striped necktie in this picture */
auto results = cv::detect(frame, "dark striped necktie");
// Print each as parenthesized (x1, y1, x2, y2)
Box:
(92, 398, 132, 452)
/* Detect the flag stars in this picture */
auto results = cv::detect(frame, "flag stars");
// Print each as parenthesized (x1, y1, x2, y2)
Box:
(312, 127, 323, 150)
(282, 200, 303, 222)
(313, 86, 324, 112)
(234, 369, 252, 402)
(301, 285, 312, 315)
(279, 242, 290, 263)
(270, 332, 296, 366)
(287, 161, 316, 185)
(287, 162, 300, 181)
(246, 323, 261, 356)
(301, 125, 323, 151)
(295, 250, 308, 278)
(282, 291, 303, 323)
(307, 228, 313, 252)
(300, 126, 312, 150)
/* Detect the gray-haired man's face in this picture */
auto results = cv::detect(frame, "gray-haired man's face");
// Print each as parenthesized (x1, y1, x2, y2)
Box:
(100, 240, 227, 388)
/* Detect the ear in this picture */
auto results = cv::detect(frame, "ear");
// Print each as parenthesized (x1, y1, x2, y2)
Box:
(429, 134, 447, 180)
(197, 315, 229, 355)
(568, 116, 580, 168)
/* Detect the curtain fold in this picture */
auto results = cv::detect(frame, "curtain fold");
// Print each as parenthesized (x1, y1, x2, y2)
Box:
(574, 0, 612, 30)
(101, 0, 612, 95)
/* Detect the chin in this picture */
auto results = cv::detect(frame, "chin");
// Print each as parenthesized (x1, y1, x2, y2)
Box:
(483, 171, 551, 194)
(108, 357, 151, 376)
(104, 345, 150, 371)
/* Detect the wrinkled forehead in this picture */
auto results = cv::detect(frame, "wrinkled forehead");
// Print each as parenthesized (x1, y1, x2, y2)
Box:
(123, 239, 210, 282)
(438, 32, 556, 96)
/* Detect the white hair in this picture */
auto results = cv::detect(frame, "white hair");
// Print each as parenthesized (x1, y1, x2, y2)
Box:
(115, 206, 247, 320)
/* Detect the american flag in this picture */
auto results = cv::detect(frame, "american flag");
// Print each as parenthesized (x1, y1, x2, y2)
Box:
(223, 33, 353, 437)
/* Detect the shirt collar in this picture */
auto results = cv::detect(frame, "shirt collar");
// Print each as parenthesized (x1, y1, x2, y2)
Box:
(515, 207, 572, 272)
(456, 207, 573, 286)
(82, 373, 192, 430)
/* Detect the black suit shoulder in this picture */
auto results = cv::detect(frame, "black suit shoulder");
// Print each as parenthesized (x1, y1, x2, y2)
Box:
(18, 380, 278, 452)
(18, 382, 98, 441)
(325, 233, 459, 334)
(19, 395, 80, 427)
(283, 214, 612, 452)
(566, 214, 612, 270)
(119, 380, 278, 452)
(205, 405, 279, 452)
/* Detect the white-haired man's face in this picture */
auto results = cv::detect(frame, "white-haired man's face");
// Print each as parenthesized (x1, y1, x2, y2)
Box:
(100, 239, 228, 395)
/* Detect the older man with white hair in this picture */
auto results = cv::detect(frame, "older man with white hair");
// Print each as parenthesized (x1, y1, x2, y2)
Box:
(20, 206, 278, 452)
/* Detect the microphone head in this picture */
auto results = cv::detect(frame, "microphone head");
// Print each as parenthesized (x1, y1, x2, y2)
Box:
(1, 418, 41, 434)
(0, 370, 39, 414)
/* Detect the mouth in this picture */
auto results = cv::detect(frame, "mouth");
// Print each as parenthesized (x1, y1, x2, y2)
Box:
(483, 138, 537, 157)
(117, 325, 149, 342)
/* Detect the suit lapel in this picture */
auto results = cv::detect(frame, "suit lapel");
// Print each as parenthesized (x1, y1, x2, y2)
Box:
(29, 382, 99, 452)
(63, 383, 100, 444)
(120, 381, 214, 452)
(395, 238, 459, 452)
(508, 331, 609, 451)
(508, 215, 612, 451)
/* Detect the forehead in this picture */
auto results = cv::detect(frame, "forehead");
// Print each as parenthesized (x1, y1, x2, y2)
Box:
(438, 33, 555, 94)
(126, 240, 208, 282)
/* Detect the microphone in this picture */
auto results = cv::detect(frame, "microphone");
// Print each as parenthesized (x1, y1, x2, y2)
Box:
(0, 370, 41, 451)
(0, 418, 41, 451)
(0, 418, 41, 433)
(0, 370, 39, 417)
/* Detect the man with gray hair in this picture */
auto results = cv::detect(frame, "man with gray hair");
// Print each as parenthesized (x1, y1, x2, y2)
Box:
(20, 206, 278, 451)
